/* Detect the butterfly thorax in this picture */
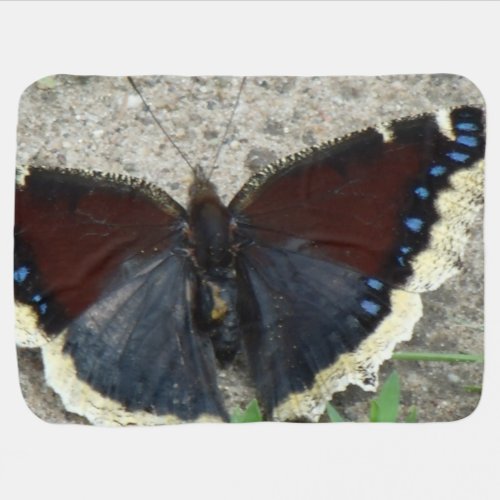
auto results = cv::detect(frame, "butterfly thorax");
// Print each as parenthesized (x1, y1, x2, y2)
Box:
(188, 178, 233, 273)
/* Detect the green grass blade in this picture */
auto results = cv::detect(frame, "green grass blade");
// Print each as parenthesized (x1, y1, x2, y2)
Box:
(464, 385, 482, 393)
(392, 351, 483, 363)
(369, 400, 379, 423)
(404, 405, 418, 423)
(370, 371, 400, 422)
(230, 399, 263, 423)
(326, 403, 345, 422)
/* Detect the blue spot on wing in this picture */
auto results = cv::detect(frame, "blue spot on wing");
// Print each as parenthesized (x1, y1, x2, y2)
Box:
(360, 300, 381, 316)
(447, 151, 470, 163)
(14, 266, 29, 284)
(39, 303, 48, 315)
(405, 217, 424, 233)
(456, 122, 479, 132)
(397, 246, 412, 266)
(366, 278, 384, 290)
(32, 294, 42, 303)
(456, 135, 478, 148)
(414, 186, 430, 199)
(429, 165, 447, 177)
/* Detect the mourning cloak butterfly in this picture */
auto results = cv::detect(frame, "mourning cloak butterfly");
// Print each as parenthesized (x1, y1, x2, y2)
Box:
(14, 76, 485, 424)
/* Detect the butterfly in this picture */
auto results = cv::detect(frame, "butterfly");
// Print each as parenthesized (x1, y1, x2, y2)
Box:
(14, 76, 485, 424)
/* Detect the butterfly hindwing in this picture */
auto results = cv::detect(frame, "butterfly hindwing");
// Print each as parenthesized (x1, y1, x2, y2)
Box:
(42, 250, 227, 424)
(235, 243, 422, 421)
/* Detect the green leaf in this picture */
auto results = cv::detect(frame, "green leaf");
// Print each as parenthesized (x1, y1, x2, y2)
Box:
(230, 399, 263, 423)
(326, 403, 345, 422)
(404, 405, 418, 423)
(370, 371, 400, 422)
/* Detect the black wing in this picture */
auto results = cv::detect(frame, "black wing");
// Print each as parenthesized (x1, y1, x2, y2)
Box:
(230, 107, 484, 420)
(15, 167, 227, 424)
(43, 248, 227, 424)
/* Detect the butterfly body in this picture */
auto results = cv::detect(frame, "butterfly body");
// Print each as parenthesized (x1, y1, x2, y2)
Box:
(187, 177, 241, 364)
(14, 99, 484, 425)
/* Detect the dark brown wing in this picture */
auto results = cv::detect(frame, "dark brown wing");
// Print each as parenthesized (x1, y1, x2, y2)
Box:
(231, 107, 484, 291)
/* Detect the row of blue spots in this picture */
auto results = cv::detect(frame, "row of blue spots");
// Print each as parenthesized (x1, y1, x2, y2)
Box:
(421, 116, 481, 193)
(360, 278, 385, 316)
(447, 117, 481, 163)
(397, 246, 412, 267)
(31, 293, 48, 316)
(14, 266, 47, 316)
(396, 113, 481, 271)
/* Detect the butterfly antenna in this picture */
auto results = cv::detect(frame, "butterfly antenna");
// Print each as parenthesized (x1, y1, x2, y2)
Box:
(127, 76, 196, 174)
(207, 77, 246, 180)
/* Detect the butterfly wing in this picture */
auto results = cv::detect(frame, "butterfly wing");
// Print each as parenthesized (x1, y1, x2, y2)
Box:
(230, 106, 484, 420)
(235, 243, 421, 421)
(15, 166, 227, 424)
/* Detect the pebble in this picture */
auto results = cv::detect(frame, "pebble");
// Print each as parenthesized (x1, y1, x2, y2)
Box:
(447, 373, 461, 384)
